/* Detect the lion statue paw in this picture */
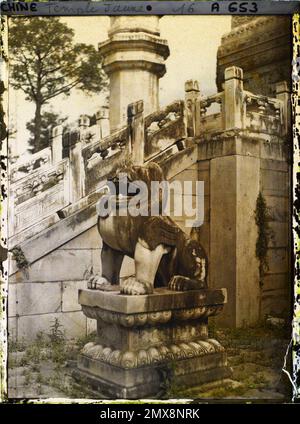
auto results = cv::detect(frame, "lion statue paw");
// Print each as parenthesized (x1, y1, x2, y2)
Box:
(168, 275, 206, 291)
(120, 277, 153, 295)
(87, 274, 110, 290)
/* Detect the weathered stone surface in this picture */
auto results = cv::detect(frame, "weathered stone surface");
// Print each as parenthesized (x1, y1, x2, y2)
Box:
(260, 158, 289, 173)
(9, 201, 98, 276)
(17, 311, 87, 341)
(263, 273, 289, 291)
(217, 17, 291, 98)
(83, 304, 222, 327)
(60, 311, 88, 339)
(197, 160, 210, 171)
(91, 249, 102, 275)
(198, 170, 210, 195)
(120, 256, 135, 279)
(210, 155, 260, 327)
(100, 16, 169, 131)
(162, 145, 198, 181)
(193, 217, 209, 243)
(261, 169, 289, 196)
(74, 351, 230, 399)
(8, 213, 60, 253)
(210, 156, 237, 325)
(260, 141, 288, 162)
(81, 338, 225, 370)
(261, 288, 290, 317)
(168, 194, 201, 222)
(8, 285, 17, 317)
(74, 359, 162, 398)
(87, 318, 97, 335)
(267, 248, 288, 274)
(8, 317, 17, 341)
(269, 222, 289, 248)
(10, 249, 93, 283)
(224, 67, 244, 130)
(60, 225, 101, 249)
(169, 168, 198, 185)
(96, 321, 208, 350)
(8, 282, 62, 316)
(265, 195, 289, 223)
(79, 287, 226, 314)
(10, 159, 69, 236)
(74, 283, 230, 398)
(62, 281, 87, 312)
(198, 135, 287, 162)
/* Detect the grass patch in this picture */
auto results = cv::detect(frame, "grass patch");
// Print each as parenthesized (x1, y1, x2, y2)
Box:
(8, 321, 289, 400)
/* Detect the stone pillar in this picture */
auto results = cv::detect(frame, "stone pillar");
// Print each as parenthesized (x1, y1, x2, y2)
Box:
(96, 107, 110, 139)
(78, 114, 90, 129)
(51, 124, 63, 164)
(276, 81, 291, 136)
(210, 154, 260, 327)
(224, 66, 245, 130)
(127, 100, 144, 165)
(185, 80, 201, 137)
(78, 115, 90, 145)
(69, 132, 85, 203)
(99, 17, 169, 132)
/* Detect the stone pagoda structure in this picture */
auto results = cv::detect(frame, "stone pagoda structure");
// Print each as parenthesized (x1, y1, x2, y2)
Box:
(99, 17, 170, 131)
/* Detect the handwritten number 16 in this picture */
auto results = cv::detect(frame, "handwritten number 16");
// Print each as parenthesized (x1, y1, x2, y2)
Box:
(173, 3, 195, 14)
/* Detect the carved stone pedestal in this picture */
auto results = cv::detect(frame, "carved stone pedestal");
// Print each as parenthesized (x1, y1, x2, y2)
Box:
(73, 287, 231, 399)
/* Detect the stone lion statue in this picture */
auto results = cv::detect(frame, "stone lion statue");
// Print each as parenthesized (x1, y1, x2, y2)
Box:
(88, 162, 207, 295)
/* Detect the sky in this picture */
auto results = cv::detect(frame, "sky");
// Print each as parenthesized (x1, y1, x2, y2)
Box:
(8, 15, 231, 156)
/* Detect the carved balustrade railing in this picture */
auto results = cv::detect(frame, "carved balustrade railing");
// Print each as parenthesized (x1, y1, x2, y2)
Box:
(244, 91, 283, 135)
(9, 67, 289, 238)
(144, 100, 186, 160)
(9, 147, 52, 182)
(82, 126, 129, 194)
(198, 93, 224, 134)
(186, 67, 289, 138)
(9, 159, 69, 236)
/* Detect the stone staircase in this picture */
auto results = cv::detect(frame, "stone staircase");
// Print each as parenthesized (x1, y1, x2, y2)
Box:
(8, 67, 290, 339)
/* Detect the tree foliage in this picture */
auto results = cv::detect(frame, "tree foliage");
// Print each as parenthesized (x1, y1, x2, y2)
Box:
(26, 111, 67, 153)
(9, 17, 107, 150)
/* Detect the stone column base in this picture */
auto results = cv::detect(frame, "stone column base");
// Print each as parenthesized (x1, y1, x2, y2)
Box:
(73, 350, 231, 399)
(74, 287, 231, 399)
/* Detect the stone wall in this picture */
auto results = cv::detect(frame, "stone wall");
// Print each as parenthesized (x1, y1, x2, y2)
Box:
(152, 136, 290, 327)
(260, 158, 291, 317)
(8, 223, 136, 342)
(8, 226, 97, 342)
(192, 137, 290, 327)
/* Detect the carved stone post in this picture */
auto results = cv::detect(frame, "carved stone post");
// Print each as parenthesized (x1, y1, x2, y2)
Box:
(185, 80, 201, 137)
(78, 114, 90, 129)
(69, 131, 85, 203)
(51, 124, 63, 164)
(276, 81, 291, 136)
(128, 100, 144, 166)
(224, 66, 245, 130)
(96, 107, 110, 139)
(78, 115, 91, 145)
